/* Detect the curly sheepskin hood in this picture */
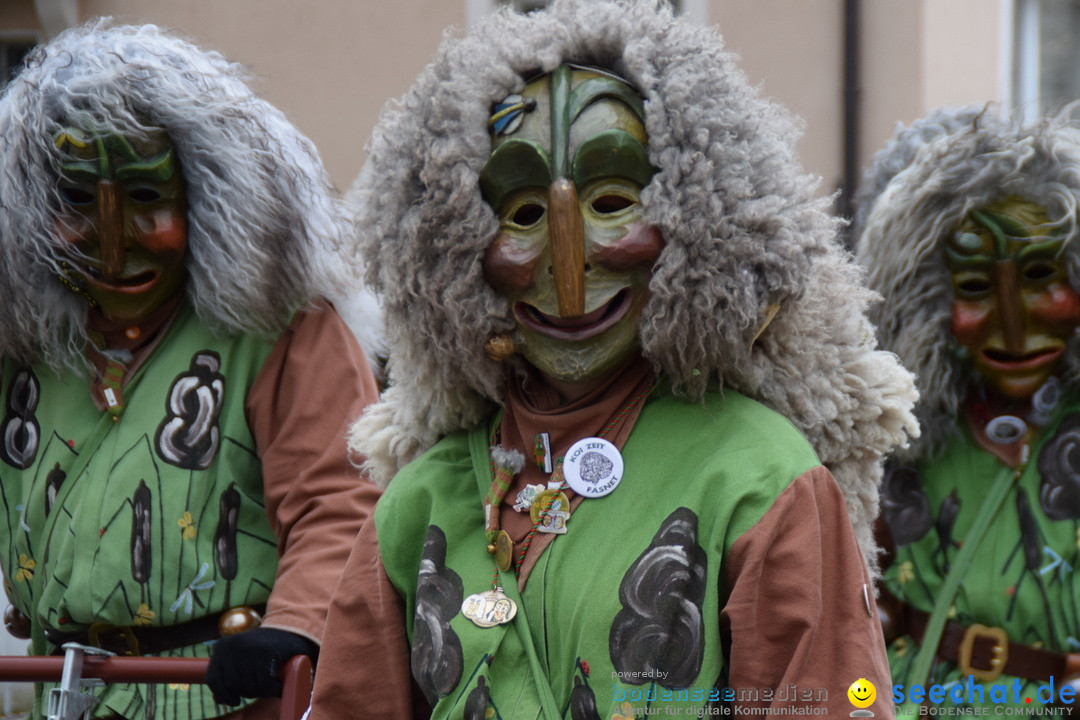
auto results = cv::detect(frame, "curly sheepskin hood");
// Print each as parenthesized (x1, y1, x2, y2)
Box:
(0, 19, 382, 370)
(349, 0, 918, 571)
(856, 108, 1080, 462)
(851, 105, 994, 243)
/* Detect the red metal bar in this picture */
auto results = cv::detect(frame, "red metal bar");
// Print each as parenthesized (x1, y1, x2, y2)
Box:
(0, 655, 208, 683)
(0, 655, 311, 720)
(279, 655, 313, 720)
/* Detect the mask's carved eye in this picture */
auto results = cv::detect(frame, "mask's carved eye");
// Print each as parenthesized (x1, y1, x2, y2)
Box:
(511, 203, 545, 227)
(955, 276, 991, 296)
(60, 187, 94, 205)
(129, 187, 162, 203)
(1023, 261, 1056, 282)
(591, 194, 635, 214)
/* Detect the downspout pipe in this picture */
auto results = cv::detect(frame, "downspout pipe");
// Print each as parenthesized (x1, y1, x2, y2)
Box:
(840, 0, 861, 245)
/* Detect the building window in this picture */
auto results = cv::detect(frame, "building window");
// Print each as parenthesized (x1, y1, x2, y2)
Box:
(0, 36, 37, 89)
(1010, 0, 1080, 121)
(468, 0, 706, 27)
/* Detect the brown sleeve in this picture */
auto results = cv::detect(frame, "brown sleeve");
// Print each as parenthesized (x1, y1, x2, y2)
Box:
(722, 466, 894, 718)
(246, 303, 382, 643)
(308, 517, 417, 720)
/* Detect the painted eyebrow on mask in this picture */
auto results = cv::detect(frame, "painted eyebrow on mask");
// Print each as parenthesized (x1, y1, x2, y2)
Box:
(572, 129, 653, 189)
(479, 139, 552, 211)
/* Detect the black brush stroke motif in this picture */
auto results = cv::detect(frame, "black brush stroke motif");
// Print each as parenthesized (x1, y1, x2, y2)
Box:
(1, 368, 40, 470)
(464, 676, 490, 720)
(44, 463, 66, 517)
(935, 490, 961, 569)
(1038, 413, 1080, 520)
(569, 676, 600, 720)
(131, 480, 152, 584)
(412, 525, 464, 704)
(215, 485, 241, 581)
(880, 462, 932, 546)
(610, 507, 707, 688)
(155, 351, 225, 470)
(1017, 488, 1044, 573)
(1015, 487, 1058, 640)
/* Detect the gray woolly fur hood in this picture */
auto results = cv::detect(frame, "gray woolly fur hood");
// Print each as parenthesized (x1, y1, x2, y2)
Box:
(851, 104, 992, 243)
(350, 0, 918, 571)
(0, 19, 373, 370)
(857, 107, 1080, 463)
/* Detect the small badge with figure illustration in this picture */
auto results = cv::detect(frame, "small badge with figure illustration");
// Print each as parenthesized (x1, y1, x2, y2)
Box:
(564, 437, 623, 498)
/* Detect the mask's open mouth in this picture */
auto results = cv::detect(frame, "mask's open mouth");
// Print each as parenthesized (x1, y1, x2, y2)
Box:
(516, 289, 631, 341)
(981, 346, 1063, 371)
(82, 266, 160, 294)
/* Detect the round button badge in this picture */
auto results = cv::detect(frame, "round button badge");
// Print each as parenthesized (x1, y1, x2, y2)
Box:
(563, 437, 623, 498)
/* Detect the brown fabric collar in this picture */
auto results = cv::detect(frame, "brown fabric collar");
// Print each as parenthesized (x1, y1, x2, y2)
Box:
(85, 293, 185, 411)
(498, 355, 656, 585)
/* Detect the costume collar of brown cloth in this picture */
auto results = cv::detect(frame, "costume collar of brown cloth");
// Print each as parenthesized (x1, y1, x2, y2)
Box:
(86, 291, 185, 356)
(85, 293, 185, 411)
(497, 353, 655, 582)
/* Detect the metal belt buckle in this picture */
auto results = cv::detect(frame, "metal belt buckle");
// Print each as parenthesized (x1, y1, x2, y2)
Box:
(86, 623, 140, 657)
(958, 623, 1008, 681)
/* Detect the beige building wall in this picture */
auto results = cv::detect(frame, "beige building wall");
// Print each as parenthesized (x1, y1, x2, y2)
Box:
(710, 0, 846, 195)
(4, 0, 467, 191)
(712, 0, 1003, 201)
(4, 0, 1007, 197)
(77, 0, 466, 191)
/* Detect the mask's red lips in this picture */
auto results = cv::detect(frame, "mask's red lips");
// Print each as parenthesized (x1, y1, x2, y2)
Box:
(82, 266, 160, 295)
(981, 346, 1064, 372)
(516, 289, 631, 341)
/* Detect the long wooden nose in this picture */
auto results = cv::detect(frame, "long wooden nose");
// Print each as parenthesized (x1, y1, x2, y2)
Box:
(995, 259, 1024, 354)
(97, 180, 125, 277)
(548, 178, 585, 317)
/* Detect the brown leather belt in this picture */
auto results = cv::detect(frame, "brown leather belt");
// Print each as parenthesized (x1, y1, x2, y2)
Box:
(44, 604, 265, 657)
(902, 602, 1080, 682)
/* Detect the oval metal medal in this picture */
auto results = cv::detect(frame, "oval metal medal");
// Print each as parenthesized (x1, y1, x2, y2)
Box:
(461, 589, 518, 628)
(563, 437, 623, 498)
(493, 530, 514, 572)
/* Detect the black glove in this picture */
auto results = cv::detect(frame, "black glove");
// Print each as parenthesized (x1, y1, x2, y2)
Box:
(205, 627, 318, 706)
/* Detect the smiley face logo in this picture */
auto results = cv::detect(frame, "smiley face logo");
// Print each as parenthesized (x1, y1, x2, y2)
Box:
(847, 678, 876, 709)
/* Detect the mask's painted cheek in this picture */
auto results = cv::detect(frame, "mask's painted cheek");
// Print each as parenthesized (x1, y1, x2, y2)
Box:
(133, 210, 187, 256)
(1029, 282, 1080, 333)
(950, 300, 993, 348)
(483, 232, 544, 296)
(589, 222, 663, 272)
(55, 216, 93, 246)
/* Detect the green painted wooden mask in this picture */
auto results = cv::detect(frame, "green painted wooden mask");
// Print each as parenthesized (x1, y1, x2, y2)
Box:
(480, 65, 662, 384)
(946, 197, 1080, 399)
(53, 127, 188, 325)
